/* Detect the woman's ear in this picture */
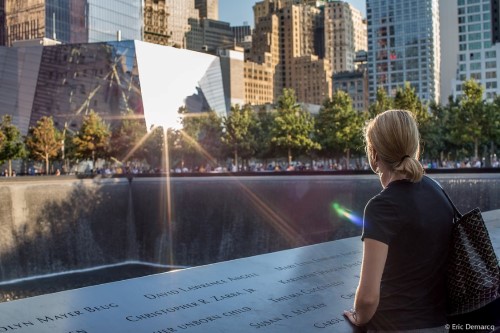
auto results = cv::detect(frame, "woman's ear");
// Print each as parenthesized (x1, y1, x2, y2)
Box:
(369, 147, 377, 162)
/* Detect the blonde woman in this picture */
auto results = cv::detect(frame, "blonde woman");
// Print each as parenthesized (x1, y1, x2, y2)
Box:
(344, 110, 454, 332)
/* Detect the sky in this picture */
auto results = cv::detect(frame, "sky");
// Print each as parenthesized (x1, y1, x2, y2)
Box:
(218, 0, 367, 27)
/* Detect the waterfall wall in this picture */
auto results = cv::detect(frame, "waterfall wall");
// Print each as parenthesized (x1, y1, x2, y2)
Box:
(0, 174, 498, 283)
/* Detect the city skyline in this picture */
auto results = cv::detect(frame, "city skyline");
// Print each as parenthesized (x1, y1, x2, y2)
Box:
(219, 0, 367, 27)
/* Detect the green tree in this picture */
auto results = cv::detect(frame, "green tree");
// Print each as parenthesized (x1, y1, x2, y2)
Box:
(197, 111, 224, 168)
(109, 110, 147, 163)
(222, 104, 257, 169)
(271, 89, 320, 165)
(73, 111, 111, 166)
(483, 97, 500, 166)
(0, 115, 26, 176)
(179, 109, 205, 169)
(179, 110, 223, 169)
(316, 91, 365, 167)
(253, 107, 276, 164)
(25, 116, 63, 175)
(392, 82, 434, 159)
(424, 102, 452, 162)
(369, 87, 393, 118)
(143, 126, 165, 171)
(61, 127, 78, 172)
(451, 79, 486, 160)
(393, 82, 429, 124)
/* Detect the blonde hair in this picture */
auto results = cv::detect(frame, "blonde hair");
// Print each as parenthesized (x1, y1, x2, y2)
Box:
(364, 110, 424, 182)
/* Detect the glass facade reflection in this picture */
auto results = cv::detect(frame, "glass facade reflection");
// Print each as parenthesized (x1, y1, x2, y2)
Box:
(0, 40, 227, 135)
(6, 0, 141, 46)
(367, 0, 441, 103)
(86, 0, 142, 43)
(30, 40, 143, 132)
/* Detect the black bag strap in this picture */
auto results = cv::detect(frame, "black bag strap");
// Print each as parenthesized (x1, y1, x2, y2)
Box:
(425, 176, 463, 218)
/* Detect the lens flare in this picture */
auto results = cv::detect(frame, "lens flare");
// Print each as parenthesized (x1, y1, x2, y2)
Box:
(332, 203, 362, 226)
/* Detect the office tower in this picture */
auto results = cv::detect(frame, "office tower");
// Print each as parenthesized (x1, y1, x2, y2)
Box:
(4, 0, 142, 46)
(195, 0, 218, 20)
(250, 0, 331, 105)
(324, 0, 367, 74)
(186, 18, 235, 53)
(166, 0, 199, 48)
(452, 0, 500, 100)
(232, 25, 252, 44)
(439, 0, 458, 104)
(144, 0, 170, 46)
(219, 48, 246, 108)
(366, 0, 441, 103)
(492, 0, 500, 44)
(333, 69, 369, 111)
(244, 58, 275, 105)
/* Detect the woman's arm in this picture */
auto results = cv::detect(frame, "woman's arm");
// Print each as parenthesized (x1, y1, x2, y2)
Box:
(344, 238, 388, 326)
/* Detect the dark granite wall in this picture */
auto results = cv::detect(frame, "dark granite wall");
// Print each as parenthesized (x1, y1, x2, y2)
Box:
(0, 174, 498, 283)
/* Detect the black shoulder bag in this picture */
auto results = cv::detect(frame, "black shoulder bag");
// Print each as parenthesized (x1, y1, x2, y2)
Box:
(437, 182, 500, 316)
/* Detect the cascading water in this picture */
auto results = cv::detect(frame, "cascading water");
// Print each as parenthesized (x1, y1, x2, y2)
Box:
(0, 173, 498, 301)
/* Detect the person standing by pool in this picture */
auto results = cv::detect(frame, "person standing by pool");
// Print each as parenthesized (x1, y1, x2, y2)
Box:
(344, 110, 454, 332)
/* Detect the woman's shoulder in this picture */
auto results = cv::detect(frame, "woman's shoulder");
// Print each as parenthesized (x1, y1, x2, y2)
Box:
(365, 192, 397, 216)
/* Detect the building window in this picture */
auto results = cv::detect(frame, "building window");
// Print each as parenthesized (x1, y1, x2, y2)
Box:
(485, 61, 496, 69)
(470, 72, 482, 80)
(469, 52, 480, 60)
(468, 42, 482, 49)
(486, 71, 497, 79)
(485, 50, 496, 58)
(470, 62, 481, 70)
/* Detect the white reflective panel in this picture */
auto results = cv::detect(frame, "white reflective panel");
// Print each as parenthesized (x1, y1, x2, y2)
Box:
(134, 41, 227, 131)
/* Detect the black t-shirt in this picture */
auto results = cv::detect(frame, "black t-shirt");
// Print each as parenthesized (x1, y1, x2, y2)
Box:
(361, 176, 454, 330)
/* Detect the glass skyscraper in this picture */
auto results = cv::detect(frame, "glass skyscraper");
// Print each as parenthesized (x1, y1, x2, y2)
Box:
(452, 0, 500, 100)
(5, 0, 142, 46)
(366, 0, 441, 103)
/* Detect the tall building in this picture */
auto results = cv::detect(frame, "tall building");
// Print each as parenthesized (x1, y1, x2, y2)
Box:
(244, 57, 275, 105)
(0, 0, 5, 45)
(218, 48, 245, 108)
(439, 0, 458, 104)
(195, 0, 218, 20)
(451, 0, 500, 101)
(492, 0, 500, 44)
(232, 25, 252, 44)
(333, 69, 368, 111)
(4, 0, 142, 46)
(144, 0, 170, 46)
(324, 1, 367, 74)
(250, 1, 282, 99)
(166, 0, 199, 48)
(186, 18, 234, 53)
(367, 0, 441, 103)
(250, 0, 331, 105)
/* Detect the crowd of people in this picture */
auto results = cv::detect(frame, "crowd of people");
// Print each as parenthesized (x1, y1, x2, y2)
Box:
(1, 155, 499, 177)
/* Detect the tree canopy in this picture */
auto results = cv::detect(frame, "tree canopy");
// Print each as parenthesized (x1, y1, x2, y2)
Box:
(222, 104, 258, 169)
(0, 115, 26, 176)
(73, 110, 111, 165)
(271, 89, 320, 164)
(25, 116, 63, 175)
(316, 91, 365, 165)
